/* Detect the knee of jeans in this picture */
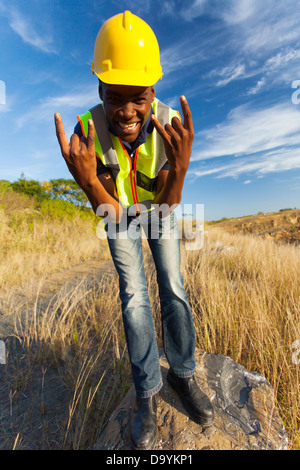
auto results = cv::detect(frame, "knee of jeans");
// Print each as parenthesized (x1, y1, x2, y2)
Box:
(158, 272, 186, 300)
(120, 284, 150, 307)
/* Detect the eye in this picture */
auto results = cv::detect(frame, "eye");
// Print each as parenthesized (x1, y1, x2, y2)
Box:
(134, 98, 146, 105)
(107, 96, 121, 104)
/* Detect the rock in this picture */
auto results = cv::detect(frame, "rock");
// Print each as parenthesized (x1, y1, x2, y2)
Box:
(93, 349, 288, 451)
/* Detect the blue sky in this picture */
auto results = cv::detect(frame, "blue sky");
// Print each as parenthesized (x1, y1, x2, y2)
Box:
(1, 0, 300, 220)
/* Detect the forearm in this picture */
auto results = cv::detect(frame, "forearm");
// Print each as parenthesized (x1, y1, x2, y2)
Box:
(151, 96, 193, 217)
(153, 167, 186, 214)
(82, 177, 123, 222)
(55, 114, 123, 221)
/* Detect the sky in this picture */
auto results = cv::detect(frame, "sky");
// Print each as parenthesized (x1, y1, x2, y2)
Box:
(0, 0, 300, 221)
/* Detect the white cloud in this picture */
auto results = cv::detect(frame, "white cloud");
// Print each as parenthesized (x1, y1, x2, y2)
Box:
(41, 89, 99, 110)
(178, 0, 300, 49)
(179, 0, 207, 22)
(6, 7, 57, 54)
(176, 0, 300, 93)
(193, 102, 300, 160)
(246, 47, 300, 95)
(265, 49, 300, 71)
(191, 147, 300, 180)
(190, 102, 300, 179)
(215, 64, 247, 87)
(218, 0, 256, 25)
(231, 1, 300, 54)
(15, 85, 99, 131)
(209, 44, 300, 93)
(160, 40, 206, 76)
(247, 77, 267, 95)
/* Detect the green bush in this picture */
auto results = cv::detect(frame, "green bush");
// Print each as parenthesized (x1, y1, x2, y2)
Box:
(37, 197, 94, 222)
(0, 180, 13, 193)
(11, 175, 51, 201)
(0, 176, 95, 223)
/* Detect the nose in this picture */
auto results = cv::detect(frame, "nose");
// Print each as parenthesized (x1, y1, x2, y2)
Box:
(119, 101, 136, 120)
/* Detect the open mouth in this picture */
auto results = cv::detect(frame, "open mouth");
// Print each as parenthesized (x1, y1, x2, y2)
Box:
(116, 121, 140, 134)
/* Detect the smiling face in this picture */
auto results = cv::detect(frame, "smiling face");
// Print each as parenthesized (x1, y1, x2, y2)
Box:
(99, 81, 155, 143)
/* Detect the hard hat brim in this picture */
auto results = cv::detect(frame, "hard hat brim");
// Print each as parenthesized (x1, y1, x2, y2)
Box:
(93, 67, 163, 87)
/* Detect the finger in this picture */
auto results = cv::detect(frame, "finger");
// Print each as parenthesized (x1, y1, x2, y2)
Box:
(55, 113, 70, 156)
(86, 119, 95, 152)
(80, 135, 88, 146)
(171, 116, 184, 138)
(165, 123, 181, 149)
(151, 114, 171, 144)
(70, 133, 81, 156)
(180, 96, 194, 134)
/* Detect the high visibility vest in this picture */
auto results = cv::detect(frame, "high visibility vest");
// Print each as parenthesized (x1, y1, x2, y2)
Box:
(77, 98, 179, 214)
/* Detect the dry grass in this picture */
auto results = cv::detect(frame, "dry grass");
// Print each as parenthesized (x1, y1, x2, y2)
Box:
(181, 226, 300, 449)
(0, 190, 110, 306)
(0, 192, 299, 449)
(1, 275, 130, 449)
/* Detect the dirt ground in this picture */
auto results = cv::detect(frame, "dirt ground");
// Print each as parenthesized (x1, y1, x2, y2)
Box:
(210, 209, 300, 246)
(0, 257, 116, 449)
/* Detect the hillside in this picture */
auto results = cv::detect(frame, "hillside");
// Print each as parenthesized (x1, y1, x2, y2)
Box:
(208, 208, 300, 246)
(0, 183, 110, 309)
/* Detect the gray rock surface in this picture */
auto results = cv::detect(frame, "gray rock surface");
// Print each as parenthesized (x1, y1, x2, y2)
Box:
(93, 349, 288, 450)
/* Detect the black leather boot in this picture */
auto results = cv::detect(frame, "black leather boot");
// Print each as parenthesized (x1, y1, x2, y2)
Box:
(167, 369, 214, 426)
(130, 394, 158, 450)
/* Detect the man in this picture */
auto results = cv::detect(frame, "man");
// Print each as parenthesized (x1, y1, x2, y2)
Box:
(55, 11, 214, 450)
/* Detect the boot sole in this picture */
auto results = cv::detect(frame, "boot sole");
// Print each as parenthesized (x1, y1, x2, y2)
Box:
(130, 434, 157, 451)
(167, 373, 214, 427)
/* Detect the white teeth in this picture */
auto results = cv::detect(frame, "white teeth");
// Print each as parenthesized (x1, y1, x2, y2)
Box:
(119, 122, 138, 130)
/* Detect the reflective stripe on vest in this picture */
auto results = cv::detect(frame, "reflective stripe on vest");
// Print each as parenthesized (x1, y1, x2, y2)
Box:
(77, 98, 179, 213)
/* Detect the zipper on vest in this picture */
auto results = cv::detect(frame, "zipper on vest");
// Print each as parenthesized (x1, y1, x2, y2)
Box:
(132, 148, 140, 214)
(118, 139, 141, 214)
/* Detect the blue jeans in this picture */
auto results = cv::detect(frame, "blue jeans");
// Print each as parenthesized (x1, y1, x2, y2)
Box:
(105, 210, 196, 398)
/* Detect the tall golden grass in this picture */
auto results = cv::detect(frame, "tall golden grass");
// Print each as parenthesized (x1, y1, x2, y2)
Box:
(0, 190, 110, 307)
(182, 227, 300, 450)
(0, 190, 299, 449)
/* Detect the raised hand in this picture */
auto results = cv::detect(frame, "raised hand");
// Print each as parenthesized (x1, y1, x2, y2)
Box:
(151, 96, 194, 174)
(54, 113, 97, 189)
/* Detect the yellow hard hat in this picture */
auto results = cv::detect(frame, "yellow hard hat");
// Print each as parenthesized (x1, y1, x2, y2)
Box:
(92, 11, 163, 87)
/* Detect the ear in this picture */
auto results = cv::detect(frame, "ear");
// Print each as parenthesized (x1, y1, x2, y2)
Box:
(98, 80, 103, 101)
(151, 86, 155, 102)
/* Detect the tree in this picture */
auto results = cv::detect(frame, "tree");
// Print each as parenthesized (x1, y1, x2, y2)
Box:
(12, 174, 50, 200)
(43, 178, 90, 208)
